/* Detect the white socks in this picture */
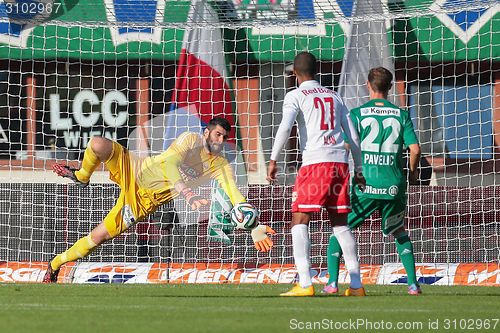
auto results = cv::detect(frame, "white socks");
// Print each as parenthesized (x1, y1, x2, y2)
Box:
(333, 225, 362, 289)
(291, 224, 312, 288)
(291, 224, 361, 290)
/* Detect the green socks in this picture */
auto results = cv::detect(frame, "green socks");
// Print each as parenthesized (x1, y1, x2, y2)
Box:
(326, 235, 343, 285)
(395, 234, 418, 286)
(327, 233, 418, 286)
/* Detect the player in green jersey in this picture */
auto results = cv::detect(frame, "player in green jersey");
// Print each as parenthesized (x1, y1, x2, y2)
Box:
(323, 67, 422, 295)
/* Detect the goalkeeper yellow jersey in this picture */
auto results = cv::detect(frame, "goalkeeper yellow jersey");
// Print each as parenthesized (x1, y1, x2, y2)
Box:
(135, 131, 245, 206)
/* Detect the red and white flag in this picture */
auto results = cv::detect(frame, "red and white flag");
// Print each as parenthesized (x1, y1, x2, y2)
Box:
(164, 0, 235, 148)
(164, 0, 238, 244)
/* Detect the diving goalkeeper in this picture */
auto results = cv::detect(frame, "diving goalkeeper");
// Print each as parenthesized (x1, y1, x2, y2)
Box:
(43, 117, 275, 283)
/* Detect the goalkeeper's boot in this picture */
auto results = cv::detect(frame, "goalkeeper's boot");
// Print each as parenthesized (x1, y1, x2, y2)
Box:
(53, 164, 89, 188)
(408, 284, 422, 295)
(280, 284, 315, 297)
(321, 282, 339, 294)
(344, 287, 366, 297)
(42, 261, 60, 283)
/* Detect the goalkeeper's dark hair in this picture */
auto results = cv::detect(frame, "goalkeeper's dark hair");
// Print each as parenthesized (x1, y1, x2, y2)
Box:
(207, 117, 231, 132)
(368, 67, 393, 93)
(293, 52, 317, 77)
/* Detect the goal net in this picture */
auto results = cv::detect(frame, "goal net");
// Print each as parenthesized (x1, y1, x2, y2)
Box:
(0, 0, 499, 285)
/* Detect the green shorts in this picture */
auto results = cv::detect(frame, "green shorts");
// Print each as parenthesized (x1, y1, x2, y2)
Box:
(348, 191, 407, 235)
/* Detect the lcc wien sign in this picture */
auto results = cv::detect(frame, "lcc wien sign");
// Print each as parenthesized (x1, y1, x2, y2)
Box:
(46, 89, 132, 150)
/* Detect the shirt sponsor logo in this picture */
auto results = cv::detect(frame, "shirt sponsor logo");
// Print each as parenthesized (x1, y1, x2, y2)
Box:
(364, 185, 387, 195)
(361, 107, 400, 117)
(388, 185, 399, 197)
(301, 87, 334, 96)
(363, 185, 399, 197)
(179, 162, 203, 181)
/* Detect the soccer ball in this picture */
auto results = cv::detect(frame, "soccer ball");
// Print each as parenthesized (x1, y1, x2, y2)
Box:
(230, 203, 259, 230)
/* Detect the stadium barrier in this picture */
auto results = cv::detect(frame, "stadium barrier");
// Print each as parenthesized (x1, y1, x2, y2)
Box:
(1, 262, 499, 286)
(0, 184, 498, 285)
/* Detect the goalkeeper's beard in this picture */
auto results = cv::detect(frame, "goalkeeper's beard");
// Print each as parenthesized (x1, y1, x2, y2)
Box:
(205, 138, 223, 155)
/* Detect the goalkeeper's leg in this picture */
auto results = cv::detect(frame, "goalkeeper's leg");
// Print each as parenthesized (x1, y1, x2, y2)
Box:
(44, 193, 139, 283)
(75, 137, 114, 183)
(43, 223, 112, 283)
(53, 137, 114, 185)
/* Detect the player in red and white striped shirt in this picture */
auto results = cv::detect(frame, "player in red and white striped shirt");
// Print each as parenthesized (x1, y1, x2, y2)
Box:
(267, 52, 366, 296)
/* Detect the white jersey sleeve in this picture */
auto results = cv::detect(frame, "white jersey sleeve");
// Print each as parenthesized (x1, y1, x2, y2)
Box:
(338, 100, 363, 172)
(270, 93, 300, 161)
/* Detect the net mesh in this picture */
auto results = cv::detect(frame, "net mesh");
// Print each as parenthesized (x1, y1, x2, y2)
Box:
(0, 0, 498, 283)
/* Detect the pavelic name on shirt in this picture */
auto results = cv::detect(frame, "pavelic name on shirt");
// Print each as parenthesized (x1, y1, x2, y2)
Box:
(364, 153, 395, 166)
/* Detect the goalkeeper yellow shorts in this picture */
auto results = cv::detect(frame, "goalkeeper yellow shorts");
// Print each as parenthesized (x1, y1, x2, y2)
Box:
(102, 142, 159, 238)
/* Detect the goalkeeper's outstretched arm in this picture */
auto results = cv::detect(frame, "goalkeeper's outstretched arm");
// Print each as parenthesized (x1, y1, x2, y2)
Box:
(216, 162, 276, 252)
(215, 162, 246, 205)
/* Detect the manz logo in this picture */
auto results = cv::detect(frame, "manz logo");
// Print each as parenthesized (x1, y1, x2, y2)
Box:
(50, 90, 128, 148)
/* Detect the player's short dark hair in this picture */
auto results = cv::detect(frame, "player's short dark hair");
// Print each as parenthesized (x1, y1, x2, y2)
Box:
(207, 117, 231, 132)
(293, 52, 317, 77)
(368, 67, 393, 93)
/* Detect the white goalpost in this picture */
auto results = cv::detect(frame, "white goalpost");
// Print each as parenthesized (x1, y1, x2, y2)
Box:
(0, 0, 498, 285)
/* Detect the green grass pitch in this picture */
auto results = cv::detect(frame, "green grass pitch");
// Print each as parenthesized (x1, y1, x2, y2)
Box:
(1, 284, 499, 333)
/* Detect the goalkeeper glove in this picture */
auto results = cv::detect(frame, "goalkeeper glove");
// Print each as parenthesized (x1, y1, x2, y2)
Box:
(251, 224, 276, 252)
(181, 187, 209, 210)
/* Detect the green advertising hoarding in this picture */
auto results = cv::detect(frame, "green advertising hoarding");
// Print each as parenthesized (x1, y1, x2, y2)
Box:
(0, 0, 497, 62)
